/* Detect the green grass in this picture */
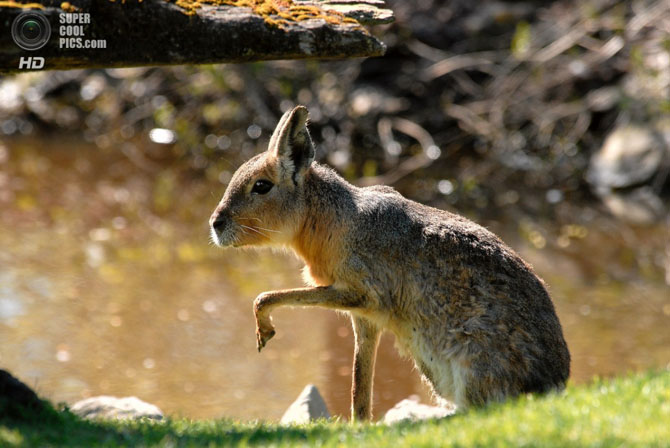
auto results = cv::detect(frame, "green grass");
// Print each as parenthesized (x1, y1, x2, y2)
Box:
(2, 369, 670, 447)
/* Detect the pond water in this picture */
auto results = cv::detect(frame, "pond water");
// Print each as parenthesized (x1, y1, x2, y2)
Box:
(1, 138, 669, 420)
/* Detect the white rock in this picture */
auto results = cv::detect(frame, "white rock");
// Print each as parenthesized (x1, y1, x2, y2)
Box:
(601, 186, 666, 225)
(587, 125, 665, 189)
(280, 384, 330, 424)
(382, 396, 456, 424)
(70, 396, 163, 420)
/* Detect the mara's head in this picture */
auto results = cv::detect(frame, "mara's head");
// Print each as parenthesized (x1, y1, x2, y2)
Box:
(209, 106, 315, 248)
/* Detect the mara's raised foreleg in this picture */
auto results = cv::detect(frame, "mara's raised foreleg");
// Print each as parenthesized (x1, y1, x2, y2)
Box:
(253, 287, 380, 420)
(253, 286, 366, 350)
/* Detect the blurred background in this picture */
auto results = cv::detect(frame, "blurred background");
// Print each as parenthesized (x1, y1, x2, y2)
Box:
(0, 0, 669, 421)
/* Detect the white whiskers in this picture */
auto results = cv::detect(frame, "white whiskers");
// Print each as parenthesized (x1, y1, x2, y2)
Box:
(253, 225, 280, 234)
(237, 217, 281, 236)
(239, 224, 270, 239)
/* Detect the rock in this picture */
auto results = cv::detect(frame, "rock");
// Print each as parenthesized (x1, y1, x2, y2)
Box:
(0, 369, 50, 419)
(601, 186, 666, 225)
(280, 384, 330, 424)
(70, 396, 163, 420)
(587, 125, 665, 190)
(0, 0, 391, 74)
(587, 123, 669, 224)
(382, 395, 456, 424)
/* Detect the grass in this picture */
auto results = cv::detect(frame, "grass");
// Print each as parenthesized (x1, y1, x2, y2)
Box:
(2, 369, 669, 447)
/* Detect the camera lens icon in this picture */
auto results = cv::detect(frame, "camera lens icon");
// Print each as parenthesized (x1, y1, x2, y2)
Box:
(12, 12, 51, 51)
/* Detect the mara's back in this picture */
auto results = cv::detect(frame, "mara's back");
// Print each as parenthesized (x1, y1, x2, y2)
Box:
(323, 170, 571, 407)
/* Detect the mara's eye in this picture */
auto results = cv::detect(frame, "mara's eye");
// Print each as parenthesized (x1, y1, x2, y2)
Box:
(251, 179, 274, 195)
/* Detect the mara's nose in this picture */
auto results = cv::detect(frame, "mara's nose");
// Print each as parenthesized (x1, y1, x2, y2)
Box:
(212, 218, 225, 231)
(209, 210, 225, 230)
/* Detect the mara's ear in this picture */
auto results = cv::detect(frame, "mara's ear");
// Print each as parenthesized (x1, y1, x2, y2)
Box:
(269, 105, 315, 184)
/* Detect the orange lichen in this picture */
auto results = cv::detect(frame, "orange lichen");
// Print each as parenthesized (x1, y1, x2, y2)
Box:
(60, 1, 78, 12)
(168, 0, 360, 29)
(0, 1, 44, 8)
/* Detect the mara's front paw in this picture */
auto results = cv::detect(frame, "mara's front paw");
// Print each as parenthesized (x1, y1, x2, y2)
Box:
(255, 321, 275, 352)
(253, 292, 276, 352)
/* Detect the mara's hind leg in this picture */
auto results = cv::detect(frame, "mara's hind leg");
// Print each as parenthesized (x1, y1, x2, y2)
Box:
(456, 342, 568, 407)
(457, 352, 543, 408)
(461, 372, 509, 407)
(444, 352, 518, 408)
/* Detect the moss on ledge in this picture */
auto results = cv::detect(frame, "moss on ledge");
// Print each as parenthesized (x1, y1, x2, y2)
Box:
(170, 0, 361, 29)
(0, 1, 44, 8)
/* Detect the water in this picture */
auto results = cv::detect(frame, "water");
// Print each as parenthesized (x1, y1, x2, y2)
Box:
(1, 138, 668, 420)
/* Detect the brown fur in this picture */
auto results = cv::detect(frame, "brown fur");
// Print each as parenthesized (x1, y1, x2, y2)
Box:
(210, 106, 570, 421)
